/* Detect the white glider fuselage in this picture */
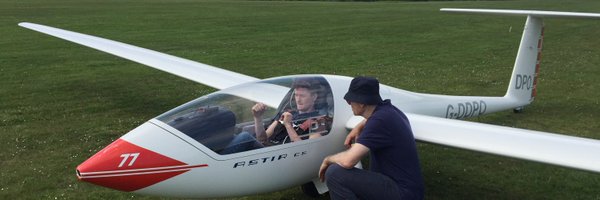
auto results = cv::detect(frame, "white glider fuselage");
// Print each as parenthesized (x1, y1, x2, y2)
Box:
(70, 74, 534, 198)
(72, 74, 516, 198)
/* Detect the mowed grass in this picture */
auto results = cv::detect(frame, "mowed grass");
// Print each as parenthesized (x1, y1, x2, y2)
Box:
(1, 0, 600, 199)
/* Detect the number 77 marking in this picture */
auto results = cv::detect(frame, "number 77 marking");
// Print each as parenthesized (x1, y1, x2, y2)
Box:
(118, 153, 140, 167)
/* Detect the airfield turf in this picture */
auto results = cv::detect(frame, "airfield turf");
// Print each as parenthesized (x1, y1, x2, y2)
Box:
(1, 0, 599, 199)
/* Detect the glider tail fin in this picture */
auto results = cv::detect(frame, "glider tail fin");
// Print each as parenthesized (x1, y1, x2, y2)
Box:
(442, 9, 600, 109)
(505, 16, 544, 106)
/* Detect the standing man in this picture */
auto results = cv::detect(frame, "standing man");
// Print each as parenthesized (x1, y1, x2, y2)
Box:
(318, 76, 424, 199)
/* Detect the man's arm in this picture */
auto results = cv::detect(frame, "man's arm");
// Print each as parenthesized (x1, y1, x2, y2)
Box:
(344, 119, 366, 148)
(253, 103, 278, 144)
(284, 124, 302, 142)
(256, 120, 278, 144)
(319, 143, 370, 182)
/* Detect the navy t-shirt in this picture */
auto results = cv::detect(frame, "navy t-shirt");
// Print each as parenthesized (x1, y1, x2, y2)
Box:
(357, 99, 424, 199)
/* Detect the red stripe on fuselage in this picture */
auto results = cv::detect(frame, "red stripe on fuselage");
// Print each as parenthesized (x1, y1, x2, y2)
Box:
(76, 139, 208, 191)
(79, 164, 208, 178)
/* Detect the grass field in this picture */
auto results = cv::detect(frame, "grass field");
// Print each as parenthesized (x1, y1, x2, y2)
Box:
(2, 0, 600, 199)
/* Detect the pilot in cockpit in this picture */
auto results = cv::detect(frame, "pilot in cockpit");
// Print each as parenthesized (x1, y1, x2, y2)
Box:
(221, 78, 329, 154)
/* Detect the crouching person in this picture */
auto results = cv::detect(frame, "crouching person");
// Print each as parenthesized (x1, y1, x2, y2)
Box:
(318, 76, 424, 200)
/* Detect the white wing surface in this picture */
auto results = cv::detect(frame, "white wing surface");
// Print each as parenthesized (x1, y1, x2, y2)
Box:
(404, 113, 600, 173)
(441, 8, 600, 18)
(19, 22, 258, 90)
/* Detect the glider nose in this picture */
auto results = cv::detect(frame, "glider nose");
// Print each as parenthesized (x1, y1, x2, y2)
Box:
(76, 139, 189, 192)
(76, 122, 205, 192)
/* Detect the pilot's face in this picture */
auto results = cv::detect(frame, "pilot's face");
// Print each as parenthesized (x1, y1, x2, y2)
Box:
(294, 87, 317, 113)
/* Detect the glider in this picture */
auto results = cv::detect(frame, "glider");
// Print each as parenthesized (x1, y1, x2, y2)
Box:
(18, 8, 600, 198)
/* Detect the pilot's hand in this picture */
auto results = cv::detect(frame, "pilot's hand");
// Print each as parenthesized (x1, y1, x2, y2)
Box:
(281, 112, 293, 125)
(252, 103, 267, 118)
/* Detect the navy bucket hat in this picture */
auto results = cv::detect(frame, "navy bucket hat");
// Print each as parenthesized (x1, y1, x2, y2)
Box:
(344, 76, 383, 105)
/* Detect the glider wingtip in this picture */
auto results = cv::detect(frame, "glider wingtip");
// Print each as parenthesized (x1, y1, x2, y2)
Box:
(18, 22, 33, 27)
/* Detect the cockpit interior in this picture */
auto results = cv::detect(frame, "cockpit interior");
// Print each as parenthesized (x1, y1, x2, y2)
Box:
(157, 76, 334, 155)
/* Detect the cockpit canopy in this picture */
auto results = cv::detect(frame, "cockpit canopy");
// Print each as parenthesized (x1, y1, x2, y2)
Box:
(157, 76, 334, 155)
